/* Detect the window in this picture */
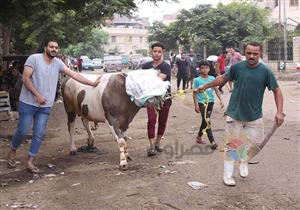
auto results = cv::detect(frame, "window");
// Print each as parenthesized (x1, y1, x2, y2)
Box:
(290, 0, 299, 6)
(128, 36, 132, 43)
(139, 36, 142, 43)
(111, 36, 116, 43)
(275, 0, 278, 7)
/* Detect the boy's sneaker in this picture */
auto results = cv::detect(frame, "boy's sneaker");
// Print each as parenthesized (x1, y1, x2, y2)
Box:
(239, 162, 249, 178)
(211, 142, 218, 150)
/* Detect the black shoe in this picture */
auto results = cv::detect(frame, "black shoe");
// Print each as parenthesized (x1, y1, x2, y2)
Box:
(211, 142, 218, 150)
(155, 145, 164, 152)
(147, 148, 157, 156)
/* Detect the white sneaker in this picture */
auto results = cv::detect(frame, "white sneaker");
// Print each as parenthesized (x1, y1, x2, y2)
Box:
(239, 162, 249, 178)
(223, 160, 236, 186)
(223, 177, 236, 186)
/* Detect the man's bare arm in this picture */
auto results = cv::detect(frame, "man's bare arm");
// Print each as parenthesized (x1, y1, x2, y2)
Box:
(216, 63, 221, 76)
(195, 74, 227, 93)
(272, 87, 285, 126)
(193, 92, 200, 113)
(63, 67, 100, 87)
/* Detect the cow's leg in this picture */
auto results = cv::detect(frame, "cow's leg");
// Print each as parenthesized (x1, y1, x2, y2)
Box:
(121, 131, 132, 161)
(105, 120, 128, 170)
(91, 122, 98, 131)
(122, 131, 132, 141)
(67, 112, 77, 155)
(81, 118, 95, 148)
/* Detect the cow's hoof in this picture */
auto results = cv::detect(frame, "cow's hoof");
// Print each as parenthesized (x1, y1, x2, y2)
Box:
(124, 136, 132, 141)
(69, 151, 77, 155)
(119, 164, 128, 171)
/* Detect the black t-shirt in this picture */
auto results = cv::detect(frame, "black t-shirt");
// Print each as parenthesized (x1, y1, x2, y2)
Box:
(208, 62, 217, 77)
(142, 61, 171, 93)
(175, 59, 189, 74)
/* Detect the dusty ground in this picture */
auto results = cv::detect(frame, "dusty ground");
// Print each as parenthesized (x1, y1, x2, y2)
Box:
(0, 70, 299, 210)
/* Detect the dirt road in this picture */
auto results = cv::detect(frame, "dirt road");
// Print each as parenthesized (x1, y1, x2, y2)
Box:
(0, 72, 299, 210)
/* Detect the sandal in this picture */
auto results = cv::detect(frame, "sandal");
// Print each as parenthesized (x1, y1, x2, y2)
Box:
(7, 151, 17, 169)
(196, 136, 206, 144)
(26, 166, 41, 174)
(7, 158, 16, 169)
(155, 144, 164, 153)
(147, 148, 157, 157)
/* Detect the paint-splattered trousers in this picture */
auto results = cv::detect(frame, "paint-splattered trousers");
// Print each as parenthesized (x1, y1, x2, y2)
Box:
(224, 116, 264, 162)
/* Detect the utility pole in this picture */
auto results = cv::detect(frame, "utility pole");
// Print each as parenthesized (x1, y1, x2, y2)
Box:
(283, 0, 288, 65)
(278, 0, 282, 64)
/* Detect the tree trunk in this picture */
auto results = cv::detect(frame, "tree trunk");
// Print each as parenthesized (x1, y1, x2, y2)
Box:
(203, 45, 207, 59)
(0, 23, 11, 56)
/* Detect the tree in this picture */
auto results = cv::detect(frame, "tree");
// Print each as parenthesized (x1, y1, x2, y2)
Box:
(61, 28, 108, 58)
(0, 0, 174, 57)
(185, 2, 275, 53)
(147, 21, 179, 51)
(148, 1, 276, 56)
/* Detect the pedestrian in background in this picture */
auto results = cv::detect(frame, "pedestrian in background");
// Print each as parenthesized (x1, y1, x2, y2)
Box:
(8, 66, 22, 111)
(227, 47, 242, 92)
(173, 53, 189, 91)
(216, 50, 227, 94)
(187, 51, 198, 89)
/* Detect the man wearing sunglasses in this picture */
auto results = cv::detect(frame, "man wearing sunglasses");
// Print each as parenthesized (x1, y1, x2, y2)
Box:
(195, 41, 284, 186)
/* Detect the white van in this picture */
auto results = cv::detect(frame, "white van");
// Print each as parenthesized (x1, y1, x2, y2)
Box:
(103, 55, 122, 72)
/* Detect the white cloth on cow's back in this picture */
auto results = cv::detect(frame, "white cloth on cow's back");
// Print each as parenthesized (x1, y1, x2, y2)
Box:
(126, 69, 170, 107)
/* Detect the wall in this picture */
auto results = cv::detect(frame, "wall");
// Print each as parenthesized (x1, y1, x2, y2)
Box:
(293, 36, 300, 63)
(102, 27, 148, 55)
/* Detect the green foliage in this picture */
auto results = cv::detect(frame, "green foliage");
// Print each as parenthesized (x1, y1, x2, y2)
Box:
(0, 0, 173, 55)
(135, 49, 148, 56)
(148, 1, 277, 53)
(61, 28, 108, 58)
(147, 21, 175, 51)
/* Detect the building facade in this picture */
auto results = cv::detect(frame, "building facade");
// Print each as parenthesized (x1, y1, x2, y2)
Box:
(102, 14, 149, 55)
(255, 0, 300, 29)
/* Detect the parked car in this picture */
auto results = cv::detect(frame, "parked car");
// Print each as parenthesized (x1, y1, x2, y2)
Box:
(92, 58, 103, 69)
(103, 55, 122, 72)
(81, 58, 94, 71)
(138, 57, 152, 68)
(129, 54, 143, 70)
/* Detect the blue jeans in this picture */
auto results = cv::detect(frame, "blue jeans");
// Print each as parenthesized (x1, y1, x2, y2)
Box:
(11, 101, 51, 157)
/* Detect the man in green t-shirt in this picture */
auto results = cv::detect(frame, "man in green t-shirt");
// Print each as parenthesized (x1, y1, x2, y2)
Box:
(195, 42, 285, 186)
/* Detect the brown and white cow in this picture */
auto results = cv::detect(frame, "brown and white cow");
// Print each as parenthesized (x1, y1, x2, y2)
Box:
(61, 73, 140, 170)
